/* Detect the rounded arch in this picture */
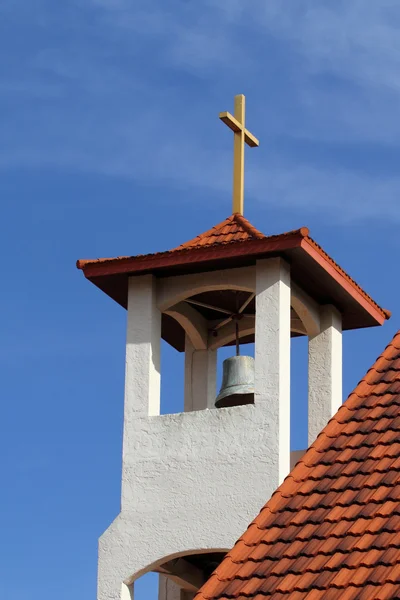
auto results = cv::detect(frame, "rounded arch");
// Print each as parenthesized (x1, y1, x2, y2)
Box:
(291, 284, 321, 338)
(126, 547, 230, 586)
(164, 302, 208, 350)
(158, 270, 322, 353)
(207, 313, 309, 351)
(163, 294, 318, 352)
(157, 267, 256, 312)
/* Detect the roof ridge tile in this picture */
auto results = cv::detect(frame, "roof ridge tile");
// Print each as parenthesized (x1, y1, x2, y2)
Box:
(172, 214, 267, 251)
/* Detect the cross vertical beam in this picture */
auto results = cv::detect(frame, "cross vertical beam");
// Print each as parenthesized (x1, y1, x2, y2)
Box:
(219, 94, 259, 215)
(233, 95, 245, 215)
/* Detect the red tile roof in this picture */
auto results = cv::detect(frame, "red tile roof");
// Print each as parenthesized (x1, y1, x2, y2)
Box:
(300, 236, 390, 322)
(76, 214, 308, 269)
(76, 214, 389, 329)
(173, 213, 271, 249)
(197, 330, 400, 600)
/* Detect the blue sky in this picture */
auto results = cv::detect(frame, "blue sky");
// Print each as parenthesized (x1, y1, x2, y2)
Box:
(1, 1, 400, 599)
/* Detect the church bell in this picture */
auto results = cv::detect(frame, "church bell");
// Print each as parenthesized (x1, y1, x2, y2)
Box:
(215, 355, 255, 408)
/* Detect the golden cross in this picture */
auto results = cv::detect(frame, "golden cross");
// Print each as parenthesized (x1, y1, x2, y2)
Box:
(219, 94, 259, 215)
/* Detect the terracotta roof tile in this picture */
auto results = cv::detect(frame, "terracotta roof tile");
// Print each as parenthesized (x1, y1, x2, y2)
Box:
(77, 214, 282, 270)
(76, 214, 390, 333)
(196, 330, 400, 600)
(173, 213, 267, 250)
(302, 236, 392, 321)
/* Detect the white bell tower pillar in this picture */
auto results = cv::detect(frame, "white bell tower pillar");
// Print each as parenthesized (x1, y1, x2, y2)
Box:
(122, 274, 161, 508)
(123, 274, 161, 417)
(308, 305, 342, 445)
(255, 258, 291, 485)
(184, 335, 217, 411)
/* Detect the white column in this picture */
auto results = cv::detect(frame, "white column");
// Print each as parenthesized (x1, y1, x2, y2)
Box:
(122, 274, 161, 449)
(184, 335, 217, 411)
(308, 305, 342, 445)
(121, 583, 134, 600)
(121, 275, 161, 508)
(255, 258, 291, 485)
(124, 275, 161, 418)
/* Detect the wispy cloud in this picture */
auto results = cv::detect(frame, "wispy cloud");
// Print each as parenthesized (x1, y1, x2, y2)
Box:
(260, 2, 400, 90)
(2, 1, 400, 221)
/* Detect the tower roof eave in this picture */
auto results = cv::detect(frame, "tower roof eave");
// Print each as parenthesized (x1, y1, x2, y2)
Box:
(76, 214, 390, 331)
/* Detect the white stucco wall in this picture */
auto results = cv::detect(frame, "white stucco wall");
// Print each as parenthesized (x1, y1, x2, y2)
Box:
(98, 401, 288, 600)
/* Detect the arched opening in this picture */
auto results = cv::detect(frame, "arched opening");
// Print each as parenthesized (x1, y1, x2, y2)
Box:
(155, 551, 227, 591)
(158, 278, 318, 415)
(165, 289, 310, 353)
(130, 550, 228, 600)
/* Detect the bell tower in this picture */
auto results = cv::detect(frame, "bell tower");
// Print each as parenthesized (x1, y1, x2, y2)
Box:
(77, 96, 389, 600)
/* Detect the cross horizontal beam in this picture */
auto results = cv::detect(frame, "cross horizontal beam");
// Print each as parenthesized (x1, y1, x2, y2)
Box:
(219, 111, 259, 148)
